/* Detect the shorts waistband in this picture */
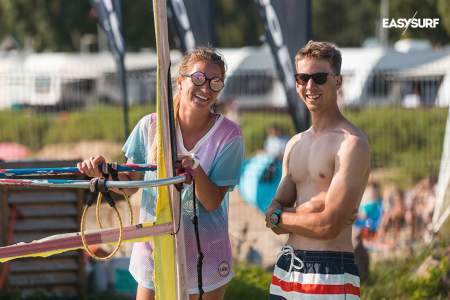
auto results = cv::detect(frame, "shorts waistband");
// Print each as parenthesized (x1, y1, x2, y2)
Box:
(290, 249, 355, 263)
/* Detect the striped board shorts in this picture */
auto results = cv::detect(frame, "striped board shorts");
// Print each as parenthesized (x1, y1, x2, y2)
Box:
(269, 246, 360, 299)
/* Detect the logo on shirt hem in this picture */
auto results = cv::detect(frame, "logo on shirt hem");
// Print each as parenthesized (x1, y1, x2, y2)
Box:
(218, 261, 230, 277)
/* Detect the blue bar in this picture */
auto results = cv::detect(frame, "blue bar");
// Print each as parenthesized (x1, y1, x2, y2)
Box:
(0, 163, 157, 178)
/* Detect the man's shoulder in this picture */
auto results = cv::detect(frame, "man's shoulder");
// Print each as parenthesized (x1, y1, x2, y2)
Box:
(338, 120, 369, 147)
(338, 127, 371, 167)
(347, 127, 369, 149)
(285, 131, 306, 151)
(287, 128, 313, 144)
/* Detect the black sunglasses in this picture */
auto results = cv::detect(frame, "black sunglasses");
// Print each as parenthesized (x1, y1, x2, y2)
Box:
(183, 71, 224, 92)
(294, 72, 330, 85)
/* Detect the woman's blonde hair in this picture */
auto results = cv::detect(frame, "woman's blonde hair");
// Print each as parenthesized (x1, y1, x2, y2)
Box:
(150, 47, 226, 163)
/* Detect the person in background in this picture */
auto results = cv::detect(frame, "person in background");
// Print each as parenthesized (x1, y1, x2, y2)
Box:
(354, 181, 383, 239)
(264, 123, 289, 161)
(378, 187, 407, 243)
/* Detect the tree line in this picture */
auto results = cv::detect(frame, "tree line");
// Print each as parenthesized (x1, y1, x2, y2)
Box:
(0, 0, 448, 52)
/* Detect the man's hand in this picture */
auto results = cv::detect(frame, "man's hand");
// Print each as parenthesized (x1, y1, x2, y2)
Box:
(265, 200, 282, 227)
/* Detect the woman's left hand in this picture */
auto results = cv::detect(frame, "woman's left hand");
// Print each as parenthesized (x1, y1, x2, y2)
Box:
(178, 154, 200, 171)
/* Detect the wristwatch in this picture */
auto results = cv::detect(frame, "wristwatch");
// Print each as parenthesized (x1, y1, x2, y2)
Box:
(270, 208, 283, 227)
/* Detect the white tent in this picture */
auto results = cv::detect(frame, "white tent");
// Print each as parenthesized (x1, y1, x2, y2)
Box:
(398, 53, 450, 107)
(0, 51, 160, 108)
(340, 47, 385, 105)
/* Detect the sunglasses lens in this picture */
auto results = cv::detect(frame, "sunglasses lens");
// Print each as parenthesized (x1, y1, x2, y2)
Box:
(295, 74, 310, 85)
(210, 78, 224, 92)
(295, 73, 328, 85)
(312, 73, 328, 84)
(191, 72, 206, 86)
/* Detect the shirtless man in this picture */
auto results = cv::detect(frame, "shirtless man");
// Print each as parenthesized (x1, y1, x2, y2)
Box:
(265, 41, 370, 299)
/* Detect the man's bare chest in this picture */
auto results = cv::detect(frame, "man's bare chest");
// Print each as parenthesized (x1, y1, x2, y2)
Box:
(288, 137, 336, 185)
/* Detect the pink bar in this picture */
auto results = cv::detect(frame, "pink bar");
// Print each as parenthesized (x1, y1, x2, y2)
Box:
(0, 222, 173, 260)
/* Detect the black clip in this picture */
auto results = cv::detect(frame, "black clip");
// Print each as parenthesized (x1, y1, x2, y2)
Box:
(88, 177, 115, 207)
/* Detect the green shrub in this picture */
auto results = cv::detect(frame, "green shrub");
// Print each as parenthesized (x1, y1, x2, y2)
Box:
(239, 112, 295, 156)
(240, 107, 447, 185)
(0, 105, 153, 150)
(361, 239, 450, 300)
(0, 110, 52, 149)
(44, 105, 153, 145)
(0, 106, 446, 185)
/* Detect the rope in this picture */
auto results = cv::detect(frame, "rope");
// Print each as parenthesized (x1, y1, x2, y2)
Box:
(81, 177, 125, 261)
(276, 245, 304, 279)
(80, 200, 123, 261)
(95, 191, 133, 228)
(192, 179, 204, 299)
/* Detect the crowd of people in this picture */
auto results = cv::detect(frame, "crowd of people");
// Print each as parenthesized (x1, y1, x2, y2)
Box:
(354, 176, 437, 249)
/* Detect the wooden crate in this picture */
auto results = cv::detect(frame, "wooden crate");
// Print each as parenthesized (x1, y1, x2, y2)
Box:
(0, 160, 86, 297)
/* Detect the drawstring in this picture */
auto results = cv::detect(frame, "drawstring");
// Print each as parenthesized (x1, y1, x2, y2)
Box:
(277, 245, 304, 279)
(192, 180, 204, 299)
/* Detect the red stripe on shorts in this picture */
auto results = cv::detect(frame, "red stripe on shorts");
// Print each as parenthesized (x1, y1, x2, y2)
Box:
(272, 276, 360, 296)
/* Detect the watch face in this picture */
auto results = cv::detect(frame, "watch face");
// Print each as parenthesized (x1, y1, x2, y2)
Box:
(270, 212, 279, 225)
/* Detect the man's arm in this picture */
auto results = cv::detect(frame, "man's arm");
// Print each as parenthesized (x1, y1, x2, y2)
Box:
(278, 136, 370, 239)
(266, 185, 327, 235)
(266, 134, 301, 211)
(265, 134, 300, 234)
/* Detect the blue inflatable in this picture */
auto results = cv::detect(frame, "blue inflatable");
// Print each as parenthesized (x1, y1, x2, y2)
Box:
(238, 154, 282, 213)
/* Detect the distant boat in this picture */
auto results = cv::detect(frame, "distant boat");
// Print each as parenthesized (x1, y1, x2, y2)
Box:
(238, 154, 282, 213)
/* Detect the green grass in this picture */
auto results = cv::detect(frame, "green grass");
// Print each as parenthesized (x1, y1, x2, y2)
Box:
(225, 264, 272, 299)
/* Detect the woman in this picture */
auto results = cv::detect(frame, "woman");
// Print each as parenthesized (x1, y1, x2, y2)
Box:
(78, 47, 243, 300)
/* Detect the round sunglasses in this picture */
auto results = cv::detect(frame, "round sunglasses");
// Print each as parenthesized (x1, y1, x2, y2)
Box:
(294, 72, 330, 85)
(182, 71, 224, 92)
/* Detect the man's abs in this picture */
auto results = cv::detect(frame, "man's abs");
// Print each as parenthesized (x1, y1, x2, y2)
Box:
(287, 225, 353, 252)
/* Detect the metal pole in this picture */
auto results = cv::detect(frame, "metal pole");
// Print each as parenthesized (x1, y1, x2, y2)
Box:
(119, 57, 130, 139)
(380, 0, 389, 48)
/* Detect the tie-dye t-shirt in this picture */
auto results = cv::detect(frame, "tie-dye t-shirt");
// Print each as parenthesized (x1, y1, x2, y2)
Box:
(124, 113, 243, 294)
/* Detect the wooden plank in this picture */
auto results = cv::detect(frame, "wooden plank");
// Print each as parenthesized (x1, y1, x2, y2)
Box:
(15, 204, 78, 218)
(76, 189, 86, 294)
(9, 191, 78, 204)
(9, 257, 79, 272)
(19, 286, 79, 297)
(0, 160, 85, 296)
(1, 187, 8, 246)
(8, 272, 78, 286)
(14, 218, 78, 232)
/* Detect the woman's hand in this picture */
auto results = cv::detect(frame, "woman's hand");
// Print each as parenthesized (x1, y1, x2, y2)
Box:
(178, 154, 200, 172)
(77, 155, 106, 177)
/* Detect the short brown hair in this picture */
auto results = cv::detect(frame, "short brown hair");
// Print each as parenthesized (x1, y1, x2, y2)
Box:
(295, 40, 342, 75)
